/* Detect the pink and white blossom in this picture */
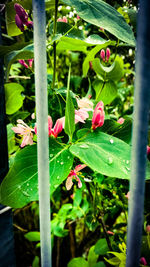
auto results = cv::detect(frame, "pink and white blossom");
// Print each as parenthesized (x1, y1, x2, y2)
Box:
(117, 117, 125, 124)
(66, 164, 86, 190)
(77, 97, 93, 110)
(12, 119, 34, 148)
(92, 101, 105, 130)
(57, 16, 68, 23)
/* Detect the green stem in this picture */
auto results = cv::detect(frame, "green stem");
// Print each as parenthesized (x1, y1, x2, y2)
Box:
(52, 0, 59, 90)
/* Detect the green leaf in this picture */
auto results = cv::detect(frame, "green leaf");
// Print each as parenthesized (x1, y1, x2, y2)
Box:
(0, 42, 31, 57)
(88, 246, 99, 267)
(107, 252, 126, 263)
(5, 83, 25, 115)
(104, 257, 120, 266)
(93, 80, 117, 105)
(83, 41, 115, 77)
(5, 44, 34, 80)
(45, 0, 55, 10)
(24, 231, 40, 242)
(64, 67, 75, 140)
(68, 258, 89, 267)
(92, 56, 124, 82)
(70, 130, 131, 179)
(32, 256, 40, 267)
(0, 139, 73, 208)
(62, 0, 135, 45)
(93, 262, 106, 267)
(94, 239, 109, 255)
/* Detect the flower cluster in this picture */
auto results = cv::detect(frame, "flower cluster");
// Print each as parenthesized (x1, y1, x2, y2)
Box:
(18, 59, 34, 69)
(100, 48, 111, 62)
(57, 16, 68, 23)
(14, 3, 33, 32)
(12, 119, 34, 148)
(66, 164, 86, 190)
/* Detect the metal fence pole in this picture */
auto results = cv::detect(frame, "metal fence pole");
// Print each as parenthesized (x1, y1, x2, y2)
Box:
(32, 1, 51, 266)
(126, 0, 150, 266)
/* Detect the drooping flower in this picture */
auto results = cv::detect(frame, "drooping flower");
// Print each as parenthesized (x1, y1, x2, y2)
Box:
(92, 101, 105, 130)
(12, 119, 34, 148)
(77, 97, 93, 110)
(57, 16, 68, 23)
(14, 3, 33, 31)
(140, 257, 147, 266)
(34, 116, 64, 138)
(66, 164, 86, 190)
(75, 108, 89, 123)
(27, 59, 34, 68)
(18, 60, 29, 68)
(107, 230, 114, 235)
(117, 117, 125, 124)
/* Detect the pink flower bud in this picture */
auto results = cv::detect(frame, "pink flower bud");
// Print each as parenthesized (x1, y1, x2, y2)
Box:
(14, 3, 28, 24)
(100, 49, 105, 62)
(106, 48, 111, 62)
(15, 14, 24, 32)
(140, 257, 147, 266)
(99, 27, 104, 32)
(77, 15, 80, 20)
(92, 101, 105, 130)
(146, 225, 150, 232)
(147, 146, 150, 156)
(52, 118, 64, 138)
(117, 117, 125, 124)
(18, 60, 29, 68)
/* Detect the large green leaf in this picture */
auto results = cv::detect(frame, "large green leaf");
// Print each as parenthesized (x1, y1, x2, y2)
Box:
(68, 258, 89, 267)
(92, 56, 124, 82)
(0, 42, 31, 57)
(5, 44, 34, 80)
(94, 239, 109, 255)
(70, 130, 131, 179)
(62, 0, 135, 45)
(0, 139, 73, 208)
(5, 83, 25, 115)
(82, 41, 115, 77)
(93, 80, 117, 105)
(88, 246, 99, 267)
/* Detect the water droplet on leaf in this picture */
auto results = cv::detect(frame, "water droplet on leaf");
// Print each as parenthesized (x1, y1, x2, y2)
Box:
(108, 157, 113, 164)
(110, 139, 114, 144)
(22, 191, 30, 197)
(60, 162, 64, 165)
(79, 144, 89, 148)
(50, 154, 53, 157)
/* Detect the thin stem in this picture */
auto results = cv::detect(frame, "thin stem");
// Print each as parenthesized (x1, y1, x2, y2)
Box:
(52, 0, 59, 90)
(32, 1, 51, 266)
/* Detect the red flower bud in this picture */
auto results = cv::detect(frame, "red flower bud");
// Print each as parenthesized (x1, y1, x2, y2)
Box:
(18, 60, 29, 68)
(14, 3, 28, 24)
(15, 14, 24, 32)
(92, 101, 105, 130)
(100, 49, 105, 62)
(106, 48, 111, 62)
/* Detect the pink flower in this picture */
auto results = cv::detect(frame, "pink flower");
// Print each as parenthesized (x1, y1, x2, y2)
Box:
(147, 146, 150, 156)
(34, 116, 64, 138)
(106, 48, 111, 62)
(57, 16, 68, 23)
(75, 108, 89, 123)
(117, 117, 125, 124)
(15, 14, 24, 32)
(12, 119, 34, 148)
(100, 49, 105, 62)
(77, 97, 93, 110)
(146, 225, 150, 233)
(125, 191, 130, 200)
(18, 60, 29, 68)
(92, 101, 105, 130)
(77, 15, 80, 20)
(66, 164, 86, 190)
(140, 257, 147, 266)
(107, 231, 114, 235)
(27, 59, 34, 68)
(99, 27, 104, 32)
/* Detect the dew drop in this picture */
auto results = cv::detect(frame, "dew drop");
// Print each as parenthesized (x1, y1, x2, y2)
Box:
(30, 188, 33, 191)
(18, 185, 21, 190)
(57, 160, 60, 163)
(50, 154, 53, 157)
(67, 156, 70, 159)
(79, 144, 89, 148)
(22, 191, 30, 197)
(60, 162, 64, 165)
(108, 157, 113, 164)
(27, 183, 29, 186)
(57, 176, 60, 180)
(123, 159, 125, 163)
(54, 184, 58, 188)
(125, 166, 130, 171)
(126, 160, 130, 164)
(110, 139, 114, 144)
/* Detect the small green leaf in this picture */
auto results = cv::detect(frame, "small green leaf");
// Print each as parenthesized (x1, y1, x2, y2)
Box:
(88, 246, 99, 267)
(68, 257, 89, 267)
(94, 239, 109, 255)
(93, 80, 117, 105)
(5, 83, 25, 115)
(24, 231, 40, 242)
(93, 262, 106, 267)
(64, 67, 75, 140)
(104, 256, 120, 266)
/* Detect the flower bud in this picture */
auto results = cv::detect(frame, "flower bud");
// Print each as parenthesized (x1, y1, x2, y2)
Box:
(25, 21, 33, 29)
(18, 60, 29, 68)
(100, 49, 105, 62)
(140, 257, 147, 266)
(106, 48, 111, 62)
(27, 59, 34, 68)
(117, 117, 125, 124)
(92, 101, 105, 130)
(146, 225, 150, 232)
(89, 61, 93, 69)
(15, 14, 24, 32)
(14, 3, 28, 24)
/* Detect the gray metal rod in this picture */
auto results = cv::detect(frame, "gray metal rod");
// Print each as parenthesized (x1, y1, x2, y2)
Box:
(126, 1, 150, 266)
(32, 1, 51, 266)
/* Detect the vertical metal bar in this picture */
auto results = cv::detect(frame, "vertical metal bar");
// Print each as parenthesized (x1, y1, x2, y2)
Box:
(126, 1, 150, 266)
(32, 1, 51, 266)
